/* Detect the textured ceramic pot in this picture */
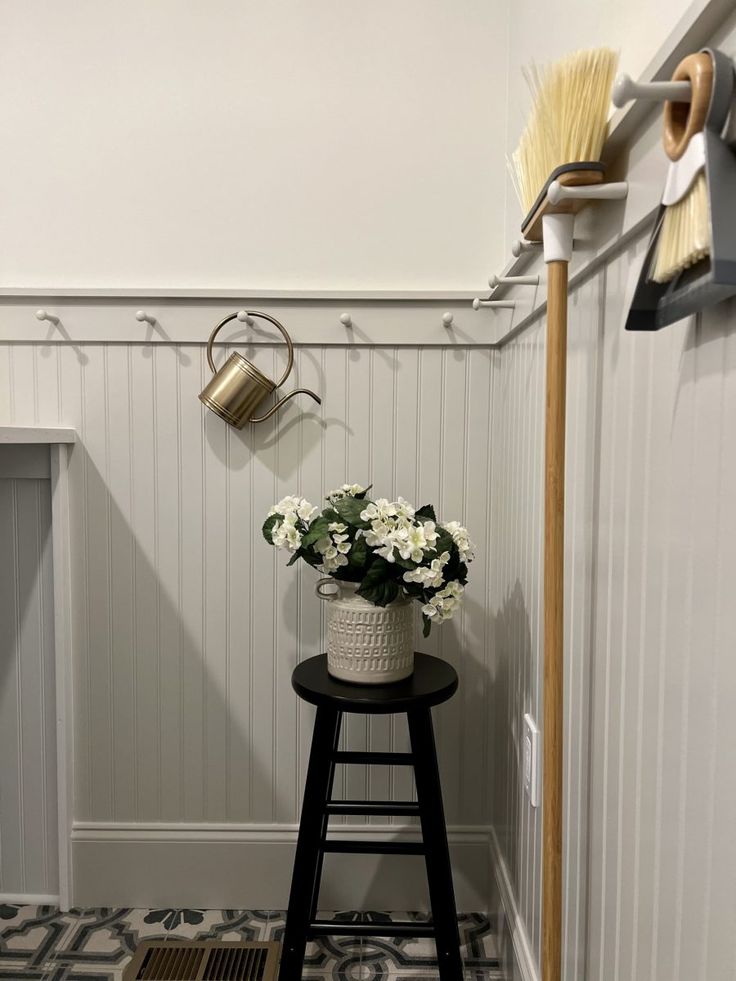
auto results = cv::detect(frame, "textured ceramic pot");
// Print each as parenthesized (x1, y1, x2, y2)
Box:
(316, 579, 415, 684)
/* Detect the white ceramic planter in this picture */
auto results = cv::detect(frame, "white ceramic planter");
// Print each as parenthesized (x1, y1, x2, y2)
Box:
(316, 579, 415, 684)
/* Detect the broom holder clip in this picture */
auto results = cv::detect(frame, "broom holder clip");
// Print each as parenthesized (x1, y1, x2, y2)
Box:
(547, 180, 629, 205)
(612, 73, 692, 108)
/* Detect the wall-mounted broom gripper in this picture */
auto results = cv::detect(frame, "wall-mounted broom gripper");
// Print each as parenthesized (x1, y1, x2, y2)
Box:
(612, 72, 692, 107)
(547, 180, 629, 204)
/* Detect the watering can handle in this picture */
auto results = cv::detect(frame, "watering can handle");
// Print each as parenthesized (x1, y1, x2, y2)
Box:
(205, 309, 295, 388)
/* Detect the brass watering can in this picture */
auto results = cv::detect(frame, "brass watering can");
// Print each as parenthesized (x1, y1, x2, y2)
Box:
(199, 310, 321, 428)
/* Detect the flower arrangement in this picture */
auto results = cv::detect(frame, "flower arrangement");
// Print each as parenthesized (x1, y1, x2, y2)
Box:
(262, 484, 474, 636)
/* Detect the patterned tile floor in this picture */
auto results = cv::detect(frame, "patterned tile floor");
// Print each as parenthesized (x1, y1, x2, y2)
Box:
(0, 906, 502, 981)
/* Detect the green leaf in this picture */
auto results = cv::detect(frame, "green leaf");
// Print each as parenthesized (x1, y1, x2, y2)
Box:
(415, 504, 436, 522)
(301, 515, 331, 548)
(262, 514, 280, 544)
(434, 528, 454, 554)
(356, 556, 402, 606)
(354, 484, 372, 500)
(348, 536, 368, 568)
(286, 549, 302, 567)
(422, 614, 432, 638)
(358, 578, 400, 607)
(333, 496, 370, 528)
(358, 556, 394, 588)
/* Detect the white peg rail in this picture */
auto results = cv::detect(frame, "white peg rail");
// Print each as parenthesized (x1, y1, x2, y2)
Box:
(489, 274, 539, 289)
(472, 298, 516, 310)
(339, 312, 353, 328)
(511, 240, 543, 257)
(236, 310, 255, 326)
(35, 308, 59, 324)
(135, 310, 157, 324)
(3, 297, 504, 346)
(612, 72, 691, 108)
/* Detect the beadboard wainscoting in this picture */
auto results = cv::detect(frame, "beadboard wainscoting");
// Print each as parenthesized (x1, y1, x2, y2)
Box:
(0, 340, 498, 909)
(0, 468, 58, 900)
(489, 230, 736, 981)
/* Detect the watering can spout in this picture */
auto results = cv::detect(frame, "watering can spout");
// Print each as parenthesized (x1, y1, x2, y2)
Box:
(250, 389, 322, 424)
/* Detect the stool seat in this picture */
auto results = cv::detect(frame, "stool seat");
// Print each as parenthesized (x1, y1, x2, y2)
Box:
(279, 653, 463, 981)
(292, 652, 458, 714)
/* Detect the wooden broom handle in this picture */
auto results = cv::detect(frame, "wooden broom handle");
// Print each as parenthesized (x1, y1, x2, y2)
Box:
(542, 259, 566, 981)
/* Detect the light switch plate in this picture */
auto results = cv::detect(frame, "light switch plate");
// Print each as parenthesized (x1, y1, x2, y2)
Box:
(523, 713, 539, 808)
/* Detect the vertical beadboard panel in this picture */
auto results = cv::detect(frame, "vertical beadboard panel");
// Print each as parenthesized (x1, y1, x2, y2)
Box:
(492, 228, 736, 981)
(490, 315, 546, 962)
(1, 342, 496, 850)
(0, 476, 58, 894)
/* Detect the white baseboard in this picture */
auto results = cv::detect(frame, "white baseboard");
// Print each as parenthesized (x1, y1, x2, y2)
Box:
(0, 893, 60, 905)
(489, 827, 539, 981)
(71, 822, 491, 911)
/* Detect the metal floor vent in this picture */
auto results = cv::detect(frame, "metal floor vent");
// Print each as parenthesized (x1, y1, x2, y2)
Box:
(123, 940, 280, 981)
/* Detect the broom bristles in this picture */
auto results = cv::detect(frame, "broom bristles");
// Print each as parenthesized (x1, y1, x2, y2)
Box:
(649, 171, 710, 282)
(510, 48, 619, 216)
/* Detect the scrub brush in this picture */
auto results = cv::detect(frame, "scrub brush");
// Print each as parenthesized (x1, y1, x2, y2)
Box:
(510, 45, 618, 981)
(650, 52, 714, 282)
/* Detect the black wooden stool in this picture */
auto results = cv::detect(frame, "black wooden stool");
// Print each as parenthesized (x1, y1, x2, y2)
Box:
(278, 652, 462, 981)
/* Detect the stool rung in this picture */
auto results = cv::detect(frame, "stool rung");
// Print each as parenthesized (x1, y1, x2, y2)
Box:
(333, 751, 414, 766)
(326, 800, 420, 817)
(308, 920, 435, 938)
(322, 839, 425, 855)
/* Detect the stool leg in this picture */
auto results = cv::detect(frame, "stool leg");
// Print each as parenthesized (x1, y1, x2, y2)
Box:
(279, 706, 342, 981)
(408, 708, 463, 981)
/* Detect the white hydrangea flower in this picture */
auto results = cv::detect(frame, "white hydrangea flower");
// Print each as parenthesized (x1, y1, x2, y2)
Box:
(403, 551, 450, 588)
(297, 500, 319, 522)
(421, 580, 465, 622)
(360, 498, 397, 523)
(364, 519, 391, 548)
(397, 524, 430, 563)
(315, 522, 352, 573)
(327, 483, 366, 502)
(374, 528, 404, 563)
(271, 517, 303, 552)
(443, 521, 476, 563)
(394, 497, 416, 520)
(268, 495, 318, 525)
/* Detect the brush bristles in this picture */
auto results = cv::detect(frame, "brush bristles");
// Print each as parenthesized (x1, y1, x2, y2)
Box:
(510, 48, 619, 215)
(649, 172, 710, 283)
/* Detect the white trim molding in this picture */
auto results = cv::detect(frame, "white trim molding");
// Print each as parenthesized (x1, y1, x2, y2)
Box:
(0, 893, 61, 906)
(50, 444, 75, 911)
(489, 828, 539, 981)
(70, 822, 491, 911)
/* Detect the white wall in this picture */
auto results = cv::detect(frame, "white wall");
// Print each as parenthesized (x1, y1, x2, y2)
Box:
(0, 0, 508, 291)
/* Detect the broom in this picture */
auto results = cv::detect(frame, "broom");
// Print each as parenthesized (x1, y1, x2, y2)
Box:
(510, 47, 618, 981)
(649, 51, 714, 283)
